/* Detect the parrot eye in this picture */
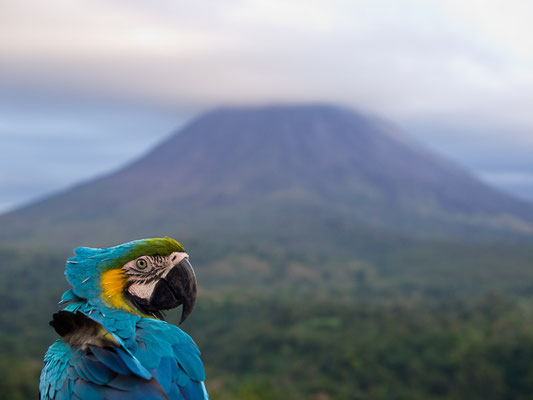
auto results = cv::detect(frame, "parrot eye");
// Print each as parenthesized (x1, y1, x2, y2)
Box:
(136, 258, 148, 269)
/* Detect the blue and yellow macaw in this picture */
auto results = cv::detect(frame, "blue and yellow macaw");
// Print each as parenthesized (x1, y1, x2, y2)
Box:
(39, 237, 209, 399)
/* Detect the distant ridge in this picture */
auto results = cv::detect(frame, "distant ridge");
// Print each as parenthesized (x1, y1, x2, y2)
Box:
(1, 104, 532, 247)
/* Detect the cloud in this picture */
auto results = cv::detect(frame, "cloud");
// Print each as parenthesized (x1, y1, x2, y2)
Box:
(2, 0, 533, 121)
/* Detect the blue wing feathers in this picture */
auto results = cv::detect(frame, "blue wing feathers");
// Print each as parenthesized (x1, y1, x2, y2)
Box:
(53, 384, 70, 400)
(41, 315, 208, 400)
(54, 380, 74, 400)
(89, 346, 131, 376)
(83, 355, 116, 384)
(72, 379, 107, 400)
(179, 380, 209, 400)
(115, 346, 152, 380)
(172, 343, 205, 382)
(154, 356, 173, 392)
(168, 384, 182, 400)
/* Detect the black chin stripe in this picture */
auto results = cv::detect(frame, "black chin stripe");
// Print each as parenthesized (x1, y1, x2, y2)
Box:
(130, 295, 165, 320)
(123, 286, 164, 319)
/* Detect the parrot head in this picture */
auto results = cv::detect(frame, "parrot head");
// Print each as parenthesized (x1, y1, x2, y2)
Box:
(65, 237, 197, 322)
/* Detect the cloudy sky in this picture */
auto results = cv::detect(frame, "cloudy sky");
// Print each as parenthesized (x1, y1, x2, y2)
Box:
(1, 0, 533, 212)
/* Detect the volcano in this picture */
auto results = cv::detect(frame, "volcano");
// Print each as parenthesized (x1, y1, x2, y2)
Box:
(2, 104, 532, 247)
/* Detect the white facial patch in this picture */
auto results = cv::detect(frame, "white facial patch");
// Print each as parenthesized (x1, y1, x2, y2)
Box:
(128, 280, 159, 300)
(124, 252, 189, 300)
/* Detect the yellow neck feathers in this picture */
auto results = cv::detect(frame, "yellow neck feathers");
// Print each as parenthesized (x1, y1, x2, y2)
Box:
(100, 269, 143, 316)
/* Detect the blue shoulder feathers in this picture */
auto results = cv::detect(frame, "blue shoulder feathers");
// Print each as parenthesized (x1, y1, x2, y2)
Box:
(40, 312, 208, 400)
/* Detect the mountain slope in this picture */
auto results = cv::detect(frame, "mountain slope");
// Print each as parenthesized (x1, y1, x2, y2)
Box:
(1, 104, 532, 247)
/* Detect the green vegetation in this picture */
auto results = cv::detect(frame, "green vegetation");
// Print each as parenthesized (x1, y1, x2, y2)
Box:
(3, 105, 533, 399)
(188, 295, 533, 400)
(1, 236, 533, 399)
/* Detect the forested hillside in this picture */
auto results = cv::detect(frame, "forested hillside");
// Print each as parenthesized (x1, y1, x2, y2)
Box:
(1, 105, 533, 399)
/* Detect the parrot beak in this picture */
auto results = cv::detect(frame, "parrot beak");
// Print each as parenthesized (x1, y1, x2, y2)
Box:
(172, 258, 198, 324)
(149, 257, 198, 323)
